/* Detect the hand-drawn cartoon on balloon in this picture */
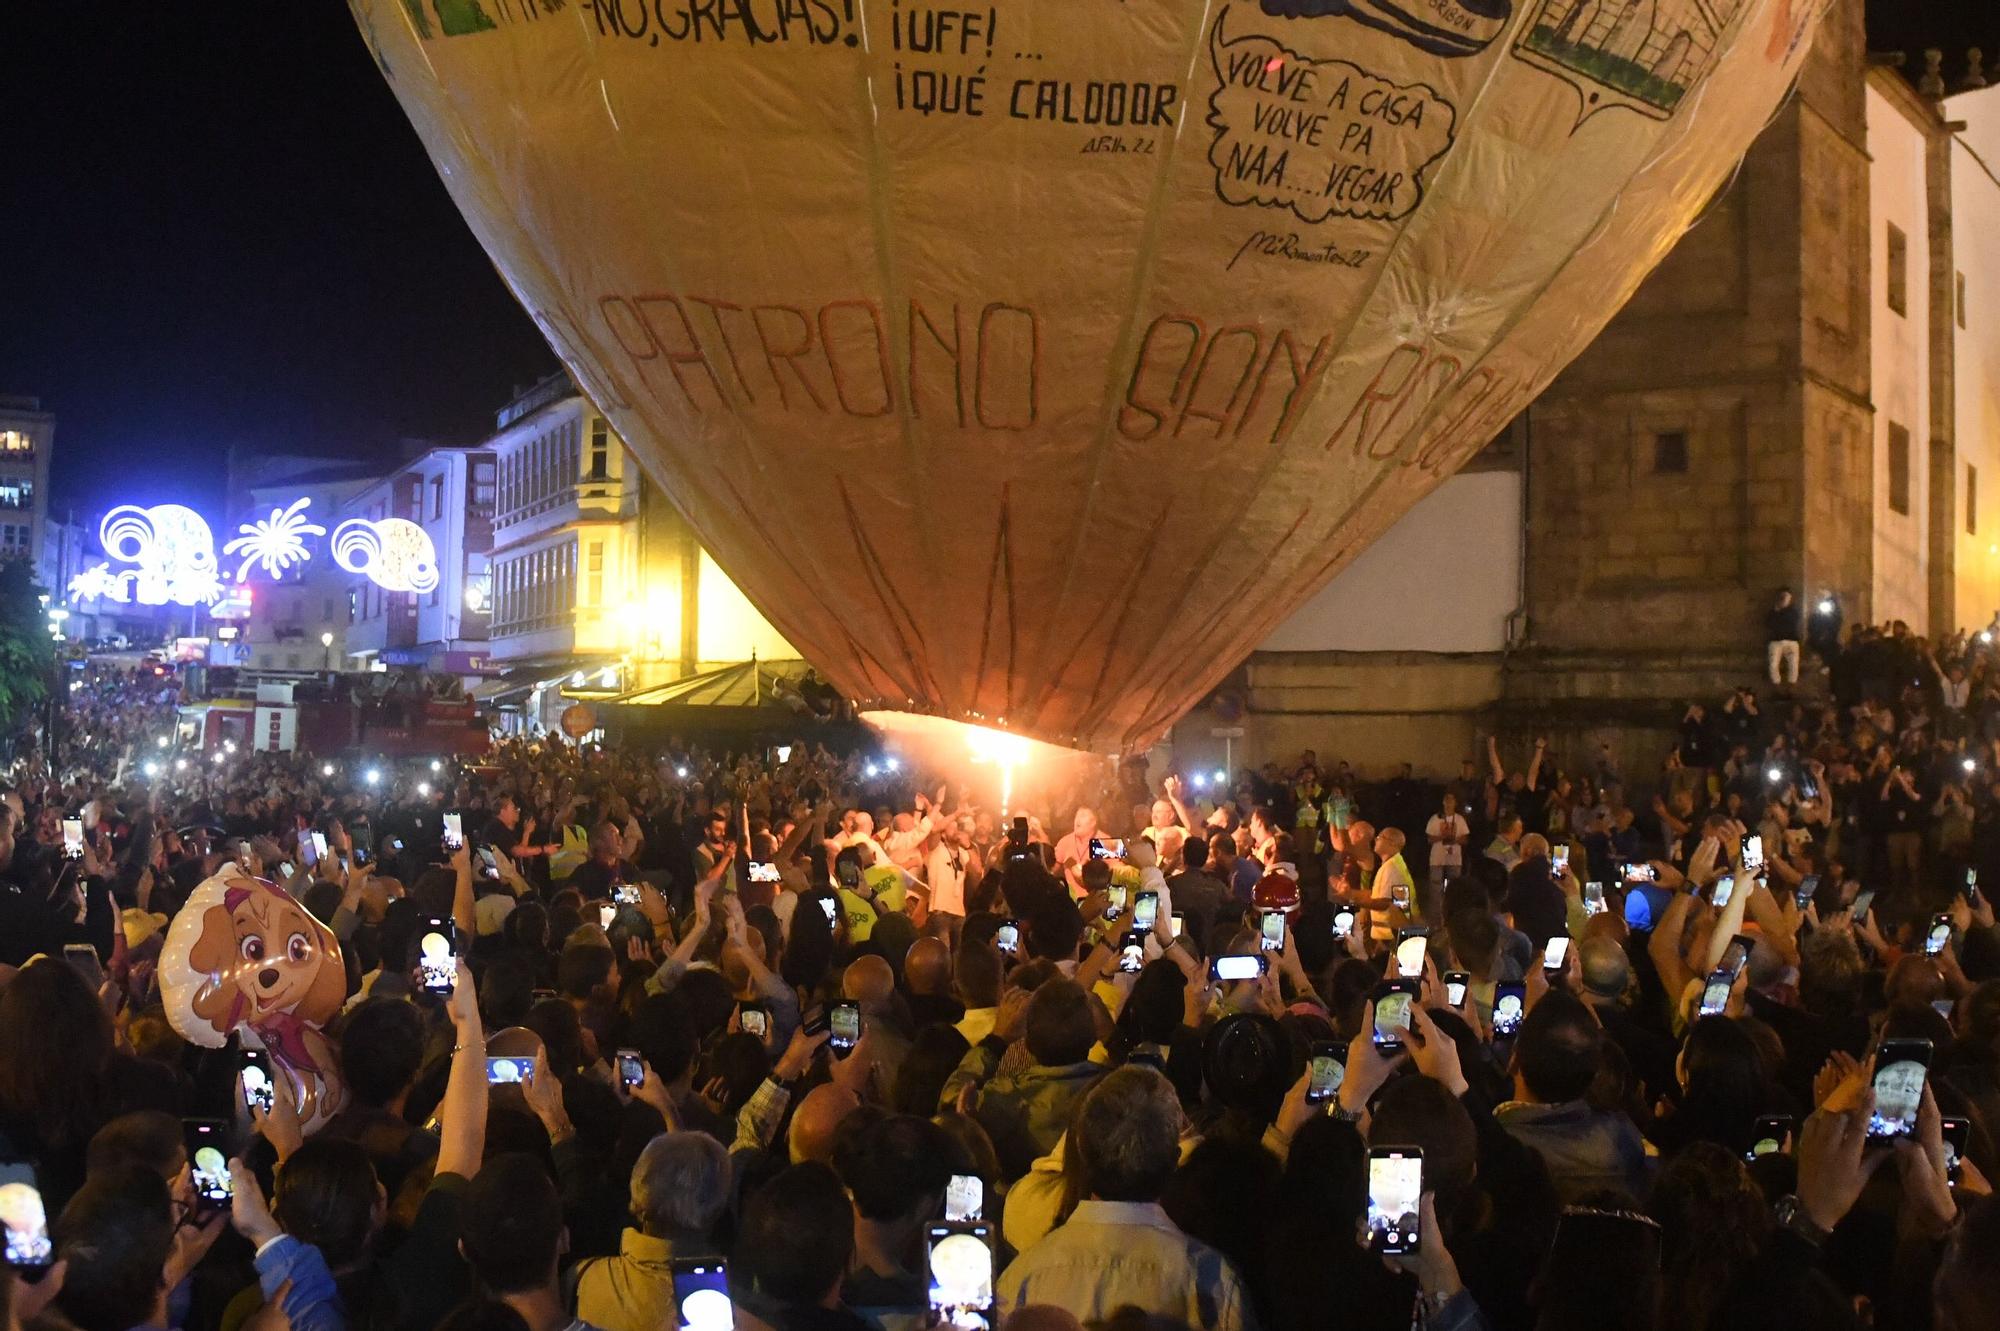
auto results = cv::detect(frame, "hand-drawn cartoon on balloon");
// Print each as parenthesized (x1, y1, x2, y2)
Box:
(1514, 0, 1744, 124)
(1257, 0, 1514, 58)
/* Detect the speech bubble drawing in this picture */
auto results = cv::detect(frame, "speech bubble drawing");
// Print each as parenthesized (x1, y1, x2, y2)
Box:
(1512, 0, 1748, 128)
(1207, 10, 1458, 225)
(1258, 0, 1514, 59)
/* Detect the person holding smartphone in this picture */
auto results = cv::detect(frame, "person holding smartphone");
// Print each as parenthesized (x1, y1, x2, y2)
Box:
(573, 1133, 733, 1331)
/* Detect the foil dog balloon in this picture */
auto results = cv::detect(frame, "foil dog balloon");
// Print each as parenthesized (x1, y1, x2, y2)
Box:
(160, 868, 348, 1132)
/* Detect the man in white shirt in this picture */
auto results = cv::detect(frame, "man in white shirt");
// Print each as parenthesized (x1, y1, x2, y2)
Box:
(1052, 807, 1099, 897)
(997, 1067, 1253, 1330)
(1426, 790, 1471, 896)
(922, 814, 980, 950)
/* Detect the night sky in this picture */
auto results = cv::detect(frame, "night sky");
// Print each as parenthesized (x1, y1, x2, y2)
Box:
(1, 3, 1992, 520)
(0, 5, 554, 518)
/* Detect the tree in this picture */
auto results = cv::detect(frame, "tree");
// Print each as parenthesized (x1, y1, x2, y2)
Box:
(0, 558, 53, 743)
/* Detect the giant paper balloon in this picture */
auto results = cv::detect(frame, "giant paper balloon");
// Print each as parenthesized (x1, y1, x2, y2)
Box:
(159, 868, 349, 1131)
(353, 0, 1821, 751)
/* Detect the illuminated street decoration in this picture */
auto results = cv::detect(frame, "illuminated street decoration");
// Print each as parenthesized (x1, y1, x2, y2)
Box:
(67, 562, 125, 604)
(332, 517, 439, 593)
(224, 497, 325, 580)
(99, 504, 222, 606)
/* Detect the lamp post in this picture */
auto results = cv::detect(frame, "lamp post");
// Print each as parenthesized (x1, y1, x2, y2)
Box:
(320, 630, 334, 672)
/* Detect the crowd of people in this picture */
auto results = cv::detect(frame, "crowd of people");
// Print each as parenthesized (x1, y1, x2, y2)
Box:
(0, 648, 1997, 1331)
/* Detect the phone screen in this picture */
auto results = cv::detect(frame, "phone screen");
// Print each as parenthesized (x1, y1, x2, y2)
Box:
(748, 860, 781, 884)
(0, 1161, 53, 1268)
(830, 1002, 861, 1055)
(416, 919, 457, 995)
(1366, 1149, 1423, 1255)
(1306, 1044, 1344, 1104)
(1542, 936, 1571, 972)
(1748, 1115, 1792, 1160)
(1259, 911, 1286, 953)
(1492, 983, 1526, 1038)
(1133, 891, 1159, 932)
(1105, 883, 1127, 916)
(1624, 862, 1657, 883)
(1850, 889, 1876, 921)
(61, 820, 83, 858)
(740, 1006, 769, 1038)
(1942, 1116, 1970, 1183)
(945, 1174, 983, 1223)
(819, 895, 839, 923)
(597, 904, 617, 929)
(1796, 874, 1820, 910)
(617, 1050, 644, 1088)
(1698, 968, 1734, 1018)
(1582, 882, 1605, 916)
(614, 884, 642, 906)
(1551, 846, 1570, 875)
(486, 1056, 534, 1085)
(1395, 932, 1427, 978)
(1742, 836, 1764, 872)
(1444, 972, 1469, 1008)
(442, 813, 463, 849)
(1926, 915, 1952, 956)
(1118, 932, 1145, 974)
(62, 943, 104, 989)
(1169, 911, 1185, 939)
(995, 921, 1019, 953)
(926, 1224, 994, 1326)
(240, 1052, 276, 1114)
(673, 1259, 734, 1331)
(1372, 984, 1415, 1050)
(1710, 874, 1735, 909)
(1867, 1040, 1932, 1140)
(184, 1119, 232, 1207)
(1211, 954, 1264, 983)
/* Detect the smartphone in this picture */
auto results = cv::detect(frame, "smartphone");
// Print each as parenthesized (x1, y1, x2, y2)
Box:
(1748, 1114, 1793, 1160)
(836, 859, 863, 890)
(1259, 911, 1286, 953)
(748, 860, 781, 884)
(1623, 862, 1658, 883)
(531, 988, 559, 1004)
(1133, 890, 1159, 932)
(818, 895, 839, 923)
(1395, 928, 1429, 978)
(1491, 982, 1527, 1039)
(476, 847, 501, 880)
(0, 1160, 53, 1270)
(1305, 1040, 1345, 1105)
(1169, 910, 1185, 939)
(485, 1056, 534, 1085)
(1542, 935, 1571, 974)
(184, 1119, 232, 1209)
(598, 904, 617, 929)
(1795, 874, 1820, 911)
(62, 943, 105, 990)
(1941, 1115, 1970, 1185)
(1210, 954, 1266, 983)
(1443, 970, 1470, 1008)
(829, 1001, 861, 1058)
(1089, 837, 1126, 861)
(442, 813, 463, 850)
(1710, 874, 1736, 909)
(240, 1049, 276, 1115)
(1551, 845, 1570, 876)
(925, 1223, 994, 1328)
(616, 1048, 645, 1088)
(1742, 835, 1764, 873)
(1366, 1147, 1423, 1255)
(1582, 881, 1606, 916)
(1925, 913, 1953, 956)
(672, 1257, 734, 1331)
(276, 861, 296, 881)
(1720, 933, 1755, 975)
(1866, 1038, 1933, 1141)
(61, 819, 84, 859)
(614, 884, 641, 907)
(739, 1004, 770, 1039)
(1698, 967, 1735, 1018)
(415, 917, 457, 995)
(1933, 997, 1956, 1021)
(945, 1174, 983, 1223)
(1104, 883, 1127, 919)
(995, 920, 1020, 954)
(1967, 866, 1982, 907)
(1332, 907, 1356, 940)
(1371, 979, 1418, 1054)
(1117, 930, 1146, 974)
(1850, 888, 1876, 921)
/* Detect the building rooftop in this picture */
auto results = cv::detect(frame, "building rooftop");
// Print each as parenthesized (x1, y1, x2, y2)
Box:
(1868, 0, 1999, 97)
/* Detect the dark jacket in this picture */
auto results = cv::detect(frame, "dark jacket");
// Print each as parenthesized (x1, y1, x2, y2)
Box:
(1494, 1098, 1652, 1204)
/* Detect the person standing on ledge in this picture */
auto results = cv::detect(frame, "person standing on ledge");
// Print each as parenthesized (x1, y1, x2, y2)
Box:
(1766, 587, 1803, 690)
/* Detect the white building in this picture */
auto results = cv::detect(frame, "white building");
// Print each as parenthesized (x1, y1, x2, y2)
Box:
(339, 446, 495, 673)
(229, 472, 373, 674)
(0, 396, 53, 581)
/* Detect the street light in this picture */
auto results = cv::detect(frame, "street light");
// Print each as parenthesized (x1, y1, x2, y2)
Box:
(320, 631, 335, 671)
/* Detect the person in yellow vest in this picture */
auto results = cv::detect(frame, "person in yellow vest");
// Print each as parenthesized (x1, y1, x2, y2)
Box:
(1368, 826, 1418, 945)
(833, 842, 919, 943)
